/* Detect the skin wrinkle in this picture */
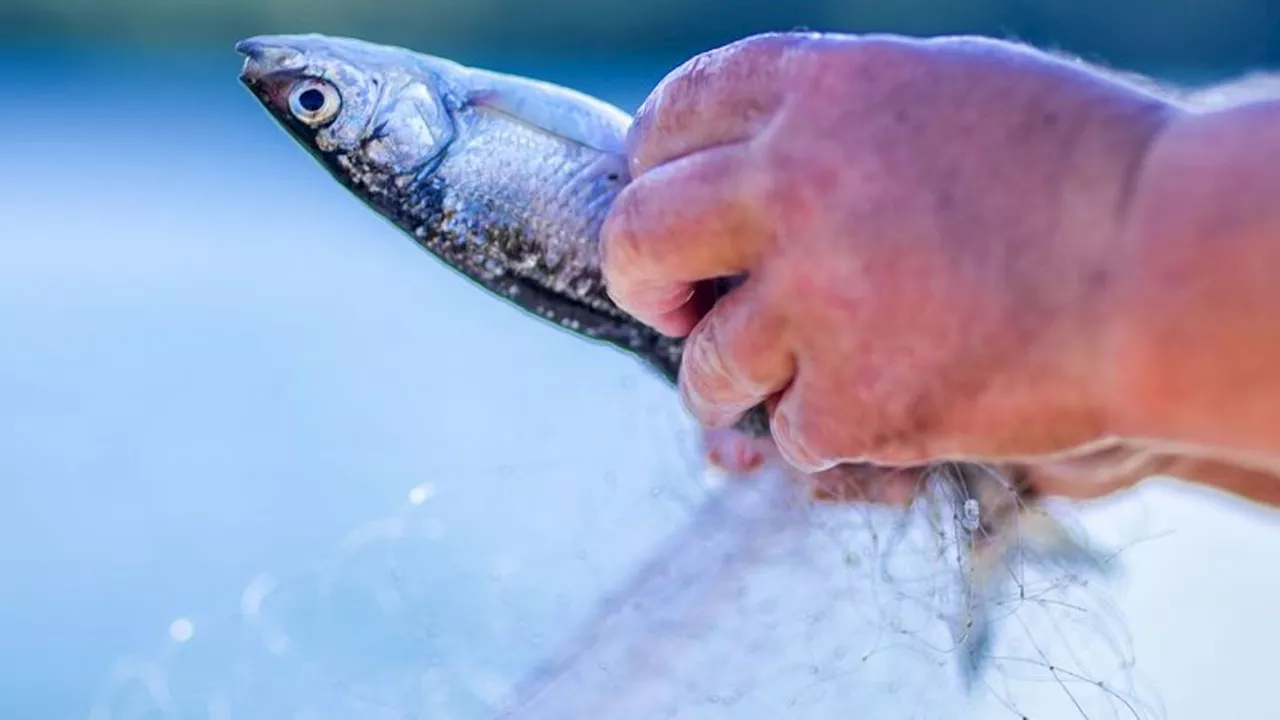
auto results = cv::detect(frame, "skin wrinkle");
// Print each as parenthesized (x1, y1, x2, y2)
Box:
(602, 142, 769, 336)
(1026, 84, 1176, 450)
(1089, 102, 1178, 433)
(1105, 99, 1280, 457)
(771, 371, 833, 473)
(680, 277, 792, 425)
(680, 319, 752, 426)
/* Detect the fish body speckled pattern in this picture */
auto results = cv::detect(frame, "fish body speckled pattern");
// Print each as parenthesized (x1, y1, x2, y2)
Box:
(235, 33, 1114, 694)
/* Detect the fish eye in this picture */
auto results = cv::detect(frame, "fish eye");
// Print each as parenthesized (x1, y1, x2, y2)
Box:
(288, 79, 341, 126)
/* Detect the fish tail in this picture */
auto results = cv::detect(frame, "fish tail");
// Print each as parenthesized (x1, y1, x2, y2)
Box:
(955, 503, 1115, 692)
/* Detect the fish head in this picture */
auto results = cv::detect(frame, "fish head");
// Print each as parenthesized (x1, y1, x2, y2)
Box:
(236, 34, 456, 187)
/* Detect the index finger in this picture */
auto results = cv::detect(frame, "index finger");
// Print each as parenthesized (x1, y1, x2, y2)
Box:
(601, 143, 768, 335)
(629, 32, 806, 175)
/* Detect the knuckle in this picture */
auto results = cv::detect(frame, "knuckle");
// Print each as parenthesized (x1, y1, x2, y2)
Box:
(771, 394, 836, 473)
(786, 35, 929, 111)
(633, 33, 802, 172)
(722, 31, 808, 63)
(632, 48, 728, 153)
(626, 102, 664, 174)
(836, 34, 929, 72)
(680, 319, 758, 425)
(683, 322, 733, 401)
(684, 32, 800, 80)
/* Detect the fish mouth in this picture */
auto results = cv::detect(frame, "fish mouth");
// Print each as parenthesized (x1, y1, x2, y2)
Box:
(235, 36, 305, 88)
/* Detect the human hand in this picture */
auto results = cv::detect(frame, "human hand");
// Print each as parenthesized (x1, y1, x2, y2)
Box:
(601, 31, 1177, 473)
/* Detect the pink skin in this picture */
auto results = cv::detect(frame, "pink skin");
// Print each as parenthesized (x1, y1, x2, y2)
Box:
(701, 427, 771, 475)
(701, 427, 922, 506)
(601, 32, 1173, 476)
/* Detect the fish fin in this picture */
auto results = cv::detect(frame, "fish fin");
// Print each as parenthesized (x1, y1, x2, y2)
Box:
(954, 506, 1115, 692)
(1013, 504, 1116, 576)
(460, 71, 633, 155)
(954, 535, 1004, 693)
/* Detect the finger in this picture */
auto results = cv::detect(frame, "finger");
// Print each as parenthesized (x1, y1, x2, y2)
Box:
(770, 370, 874, 474)
(805, 463, 929, 507)
(1028, 446, 1280, 506)
(769, 374, 825, 473)
(1021, 445, 1161, 501)
(678, 279, 794, 428)
(600, 142, 770, 335)
(701, 427, 772, 475)
(630, 32, 803, 174)
(1164, 456, 1280, 506)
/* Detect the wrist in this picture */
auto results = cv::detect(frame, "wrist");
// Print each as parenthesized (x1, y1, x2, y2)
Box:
(1042, 80, 1181, 451)
(1102, 99, 1280, 452)
(1095, 108, 1185, 442)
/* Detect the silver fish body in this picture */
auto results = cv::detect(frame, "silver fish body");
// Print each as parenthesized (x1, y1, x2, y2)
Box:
(237, 34, 773, 434)
(235, 33, 1113, 692)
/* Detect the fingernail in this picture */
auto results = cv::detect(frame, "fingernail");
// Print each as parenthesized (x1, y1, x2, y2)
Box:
(771, 407, 837, 474)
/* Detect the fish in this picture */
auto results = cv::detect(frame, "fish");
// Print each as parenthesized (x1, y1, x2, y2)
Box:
(234, 33, 1116, 693)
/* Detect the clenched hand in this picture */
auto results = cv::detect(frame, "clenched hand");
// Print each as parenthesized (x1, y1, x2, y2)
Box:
(601, 32, 1174, 473)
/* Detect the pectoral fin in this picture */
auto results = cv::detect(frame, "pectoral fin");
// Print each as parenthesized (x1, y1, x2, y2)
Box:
(461, 69, 634, 155)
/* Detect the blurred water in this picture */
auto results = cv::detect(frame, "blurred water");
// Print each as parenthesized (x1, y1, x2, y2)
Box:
(4, 46, 1280, 720)
(0, 48, 699, 719)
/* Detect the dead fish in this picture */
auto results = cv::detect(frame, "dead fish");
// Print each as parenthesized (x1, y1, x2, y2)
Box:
(234, 33, 1115, 690)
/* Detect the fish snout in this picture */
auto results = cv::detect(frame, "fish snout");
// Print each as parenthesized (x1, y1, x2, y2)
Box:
(235, 37, 305, 86)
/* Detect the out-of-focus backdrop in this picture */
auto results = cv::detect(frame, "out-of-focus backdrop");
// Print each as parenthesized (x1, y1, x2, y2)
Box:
(2, 2, 1279, 719)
